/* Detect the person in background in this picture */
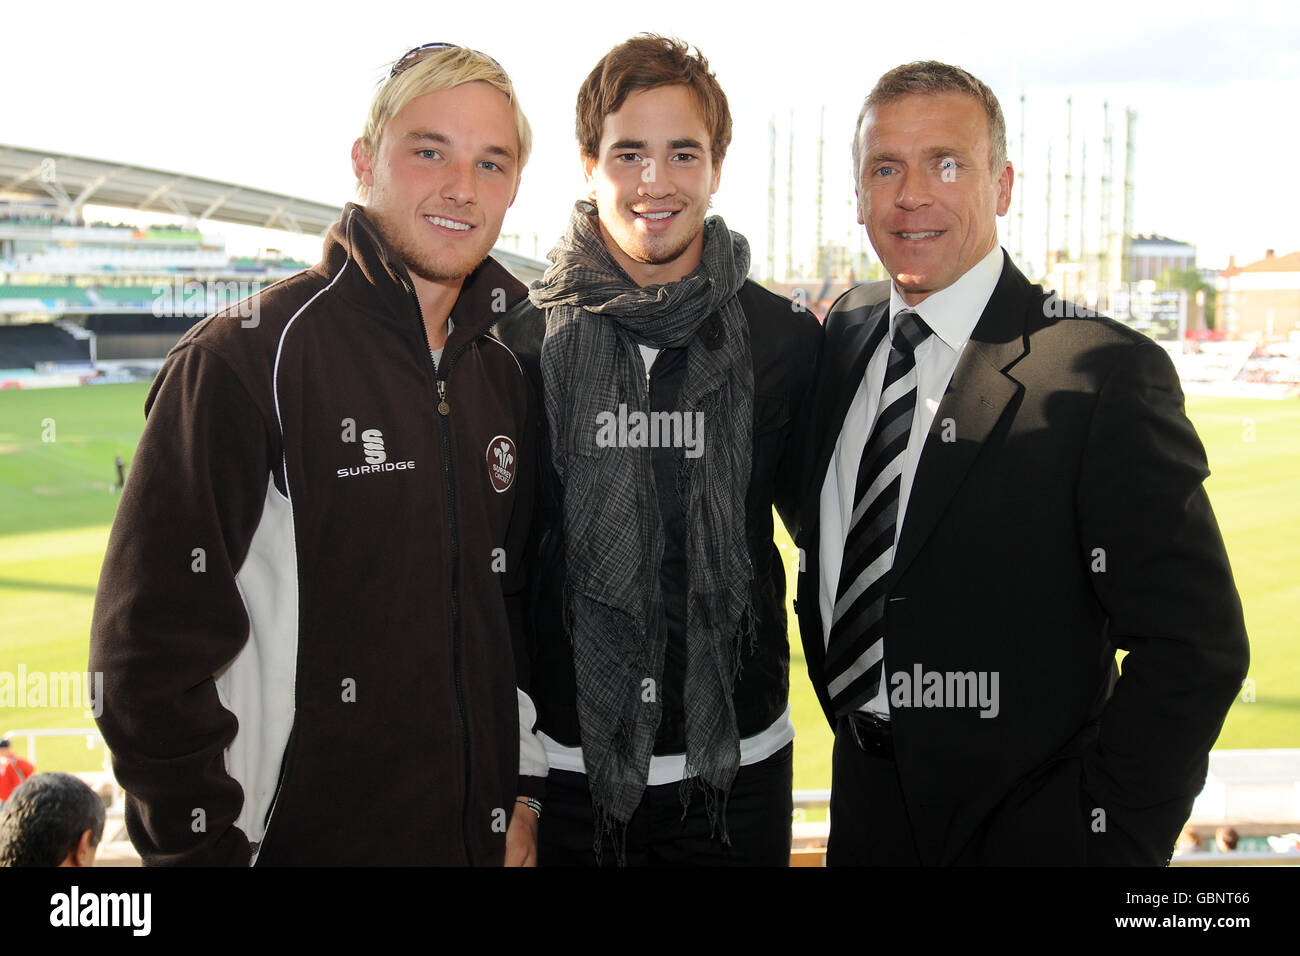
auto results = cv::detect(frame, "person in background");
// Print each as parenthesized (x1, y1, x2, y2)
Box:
(0, 772, 104, 866)
(1215, 826, 1240, 852)
(1174, 825, 1203, 856)
(0, 739, 34, 805)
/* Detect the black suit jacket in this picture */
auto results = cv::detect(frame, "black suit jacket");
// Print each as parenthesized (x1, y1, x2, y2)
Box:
(794, 253, 1249, 865)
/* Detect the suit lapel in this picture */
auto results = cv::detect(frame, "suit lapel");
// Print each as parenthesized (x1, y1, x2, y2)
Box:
(800, 301, 889, 533)
(891, 257, 1033, 581)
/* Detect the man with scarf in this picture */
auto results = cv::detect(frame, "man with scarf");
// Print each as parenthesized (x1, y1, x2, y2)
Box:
(496, 34, 822, 865)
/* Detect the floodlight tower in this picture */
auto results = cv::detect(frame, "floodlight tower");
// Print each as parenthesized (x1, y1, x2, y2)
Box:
(767, 118, 776, 281)
(1100, 101, 1113, 309)
(786, 111, 794, 280)
(1122, 108, 1137, 292)
(1063, 96, 1073, 264)
(814, 106, 825, 278)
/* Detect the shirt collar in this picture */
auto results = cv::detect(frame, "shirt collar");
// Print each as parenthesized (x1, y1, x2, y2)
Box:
(888, 244, 1005, 352)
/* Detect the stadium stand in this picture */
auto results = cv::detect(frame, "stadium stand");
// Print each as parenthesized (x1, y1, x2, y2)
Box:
(84, 314, 203, 360)
(83, 314, 199, 333)
(0, 323, 90, 368)
(0, 148, 549, 377)
(0, 285, 93, 308)
(90, 287, 161, 306)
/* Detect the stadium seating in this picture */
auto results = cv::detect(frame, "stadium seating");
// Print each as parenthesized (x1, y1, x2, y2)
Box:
(83, 313, 203, 360)
(0, 323, 90, 368)
(91, 286, 162, 307)
(0, 285, 92, 306)
(84, 314, 199, 333)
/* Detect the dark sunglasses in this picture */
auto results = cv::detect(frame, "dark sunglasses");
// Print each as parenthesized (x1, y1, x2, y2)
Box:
(389, 42, 504, 78)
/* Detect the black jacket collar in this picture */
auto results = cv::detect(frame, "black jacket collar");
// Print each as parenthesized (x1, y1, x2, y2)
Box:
(315, 203, 527, 341)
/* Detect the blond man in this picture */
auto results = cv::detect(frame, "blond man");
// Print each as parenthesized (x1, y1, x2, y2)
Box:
(91, 44, 545, 865)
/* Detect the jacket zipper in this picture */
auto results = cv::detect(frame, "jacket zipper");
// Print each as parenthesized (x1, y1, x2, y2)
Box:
(414, 290, 476, 865)
(251, 722, 297, 863)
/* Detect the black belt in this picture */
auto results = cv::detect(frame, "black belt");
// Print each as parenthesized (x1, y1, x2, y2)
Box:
(841, 711, 894, 759)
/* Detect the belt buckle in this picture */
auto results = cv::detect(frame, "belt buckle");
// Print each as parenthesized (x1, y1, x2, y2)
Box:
(848, 711, 893, 758)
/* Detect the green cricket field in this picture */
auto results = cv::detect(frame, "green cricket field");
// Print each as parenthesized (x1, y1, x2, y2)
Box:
(1, 383, 1296, 788)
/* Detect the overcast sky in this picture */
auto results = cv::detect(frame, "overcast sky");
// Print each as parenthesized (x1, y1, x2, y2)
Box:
(3, 0, 1296, 275)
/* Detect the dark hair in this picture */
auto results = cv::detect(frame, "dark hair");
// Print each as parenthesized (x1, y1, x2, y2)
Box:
(576, 34, 732, 165)
(0, 773, 105, 866)
(853, 60, 1007, 181)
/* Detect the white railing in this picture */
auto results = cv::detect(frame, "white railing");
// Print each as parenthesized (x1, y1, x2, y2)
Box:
(1, 727, 111, 772)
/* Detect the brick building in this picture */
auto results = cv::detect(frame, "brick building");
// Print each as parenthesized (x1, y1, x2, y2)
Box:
(1217, 250, 1300, 338)
(1129, 234, 1196, 283)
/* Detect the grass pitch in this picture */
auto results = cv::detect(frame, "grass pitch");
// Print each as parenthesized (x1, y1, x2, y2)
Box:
(1, 383, 150, 771)
(0, 383, 1295, 787)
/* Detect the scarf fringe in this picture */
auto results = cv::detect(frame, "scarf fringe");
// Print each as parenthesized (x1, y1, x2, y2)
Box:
(678, 773, 732, 847)
(592, 801, 630, 868)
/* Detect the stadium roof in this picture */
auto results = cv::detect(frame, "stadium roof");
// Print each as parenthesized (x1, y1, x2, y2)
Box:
(0, 144, 341, 234)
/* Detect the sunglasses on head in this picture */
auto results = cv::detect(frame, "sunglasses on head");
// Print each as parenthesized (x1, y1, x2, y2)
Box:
(389, 42, 504, 78)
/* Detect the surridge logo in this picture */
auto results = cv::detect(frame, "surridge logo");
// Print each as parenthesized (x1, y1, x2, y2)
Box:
(362, 428, 386, 464)
(337, 417, 413, 478)
(487, 435, 516, 493)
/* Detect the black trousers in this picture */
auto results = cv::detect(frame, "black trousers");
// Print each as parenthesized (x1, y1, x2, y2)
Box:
(539, 742, 793, 866)
(827, 718, 923, 866)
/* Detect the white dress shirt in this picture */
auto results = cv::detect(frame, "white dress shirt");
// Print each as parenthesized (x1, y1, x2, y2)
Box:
(818, 244, 1005, 717)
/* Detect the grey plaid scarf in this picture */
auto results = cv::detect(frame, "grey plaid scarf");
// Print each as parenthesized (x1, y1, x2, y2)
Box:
(532, 202, 756, 859)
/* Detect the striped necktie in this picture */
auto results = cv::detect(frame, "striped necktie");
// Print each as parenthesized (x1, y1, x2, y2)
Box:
(825, 309, 931, 717)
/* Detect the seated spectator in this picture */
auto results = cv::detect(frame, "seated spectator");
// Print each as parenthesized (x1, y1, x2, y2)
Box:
(1215, 826, 1240, 853)
(1266, 833, 1300, 854)
(0, 738, 34, 803)
(1174, 825, 1203, 856)
(0, 773, 105, 867)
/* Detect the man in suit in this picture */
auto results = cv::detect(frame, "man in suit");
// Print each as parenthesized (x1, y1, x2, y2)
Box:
(795, 61, 1249, 865)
